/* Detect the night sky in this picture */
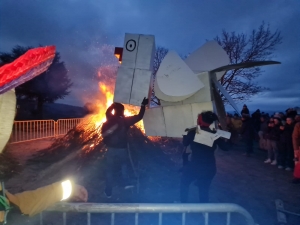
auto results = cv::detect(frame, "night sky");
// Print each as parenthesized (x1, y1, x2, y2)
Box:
(0, 0, 299, 113)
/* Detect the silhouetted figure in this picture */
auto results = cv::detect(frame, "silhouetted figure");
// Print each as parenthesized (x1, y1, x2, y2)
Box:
(101, 98, 148, 198)
(241, 104, 250, 116)
(240, 114, 255, 156)
(252, 109, 261, 132)
(258, 115, 268, 150)
(278, 117, 295, 170)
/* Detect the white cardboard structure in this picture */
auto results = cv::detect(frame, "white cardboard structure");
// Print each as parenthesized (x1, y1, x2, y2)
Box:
(154, 51, 204, 102)
(114, 34, 155, 106)
(143, 41, 231, 138)
(184, 41, 230, 80)
(144, 101, 214, 138)
(113, 34, 280, 140)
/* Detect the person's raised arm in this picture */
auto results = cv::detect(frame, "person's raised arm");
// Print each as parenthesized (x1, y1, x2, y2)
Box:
(125, 98, 148, 126)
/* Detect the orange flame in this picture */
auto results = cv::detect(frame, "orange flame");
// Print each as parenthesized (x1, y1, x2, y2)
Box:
(92, 67, 144, 132)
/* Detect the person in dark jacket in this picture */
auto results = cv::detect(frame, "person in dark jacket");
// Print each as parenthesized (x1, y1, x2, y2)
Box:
(286, 108, 297, 119)
(101, 98, 148, 198)
(295, 114, 300, 123)
(241, 104, 250, 115)
(180, 111, 229, 203)
(240, 114, 255, 156)
(292, 122, 300, 184)
(278, 117, 295, 170)
(265, 117, 281, 165)
(259, 116, 269, 150)
(252, 109, 261, 132)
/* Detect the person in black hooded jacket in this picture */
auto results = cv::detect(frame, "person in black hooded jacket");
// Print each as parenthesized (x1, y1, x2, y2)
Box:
(101, 98, 148, 198)
(180, 111, 229, 203)
(278, 117, 295, 170)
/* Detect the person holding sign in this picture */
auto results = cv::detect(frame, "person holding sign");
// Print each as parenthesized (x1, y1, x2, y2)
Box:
(180, 111, 229, 203)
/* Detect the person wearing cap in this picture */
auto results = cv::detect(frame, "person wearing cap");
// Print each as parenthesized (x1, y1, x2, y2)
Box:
(0, 47, 88, 224)
(101, 98, 148, 198)
(180, 111, 229, 203)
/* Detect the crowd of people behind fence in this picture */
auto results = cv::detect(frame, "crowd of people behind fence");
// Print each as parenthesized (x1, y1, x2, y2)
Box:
(226, 104, 300, 183)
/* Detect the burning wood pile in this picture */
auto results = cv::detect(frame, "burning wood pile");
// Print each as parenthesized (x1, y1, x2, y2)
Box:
(26, 65, 181, 176)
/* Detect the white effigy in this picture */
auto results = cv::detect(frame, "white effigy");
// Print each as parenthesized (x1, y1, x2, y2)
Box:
(113, 33, 280, 140)
(154, 51, 204, 102)
(113, 33, 155, 106)
(144, 41, 232, 138)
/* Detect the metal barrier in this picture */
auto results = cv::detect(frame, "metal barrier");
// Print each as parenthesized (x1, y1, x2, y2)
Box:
(56, 118, 84, 136)
(10, 118, 84, 143)
(10, 120, 56, 143)
(44, 203, 256, 225)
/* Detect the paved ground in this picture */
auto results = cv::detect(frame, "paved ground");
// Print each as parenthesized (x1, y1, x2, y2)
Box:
(6, 134, 300, 225)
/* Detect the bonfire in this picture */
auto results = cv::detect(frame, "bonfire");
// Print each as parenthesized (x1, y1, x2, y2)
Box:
(26, 65, 182, 182)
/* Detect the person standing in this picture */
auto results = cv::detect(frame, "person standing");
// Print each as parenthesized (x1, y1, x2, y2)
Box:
(252, 109, 261, 132)
(101, 98, 148, 198)
(259, 115, 269, 150)
(295, 115, 300, 123)
(240, 114, 255, 156)
(241, 104, 250, 116)
(278, 117, 295, 170)
(180, 111, 229, 203)
(265, 117, 281, 165)
(292, 122, 300, 184)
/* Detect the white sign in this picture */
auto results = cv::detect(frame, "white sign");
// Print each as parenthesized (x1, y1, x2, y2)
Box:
(216, 129, 231, 139)
(193, 128, 221, 147)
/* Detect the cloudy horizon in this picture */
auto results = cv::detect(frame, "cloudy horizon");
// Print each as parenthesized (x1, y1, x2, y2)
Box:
(0, 0, 299, 113)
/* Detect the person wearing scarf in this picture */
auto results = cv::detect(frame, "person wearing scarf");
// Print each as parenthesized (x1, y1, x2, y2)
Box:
(180, 111, 229, 203)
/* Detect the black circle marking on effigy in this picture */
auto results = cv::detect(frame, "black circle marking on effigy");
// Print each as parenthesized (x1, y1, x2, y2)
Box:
(126, 40, 136, 52)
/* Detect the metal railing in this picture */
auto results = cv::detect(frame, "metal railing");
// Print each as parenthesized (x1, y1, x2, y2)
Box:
(10, 120, 56, 143)
(10, 118, 84, 143)
(44, 203, 256, 225)
(57, 118, 84, 136)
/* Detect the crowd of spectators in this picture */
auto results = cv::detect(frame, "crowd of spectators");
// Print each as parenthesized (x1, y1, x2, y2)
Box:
(226, 105, 300, 184)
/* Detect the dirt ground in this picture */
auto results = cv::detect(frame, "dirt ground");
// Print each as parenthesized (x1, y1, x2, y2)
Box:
(5, 134, 300, 225)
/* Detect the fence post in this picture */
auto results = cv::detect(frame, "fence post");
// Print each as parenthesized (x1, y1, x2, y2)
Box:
(55, 121, 58, 137)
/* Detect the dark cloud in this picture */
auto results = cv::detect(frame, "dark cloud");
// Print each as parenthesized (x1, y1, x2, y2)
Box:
(0, 0, 299, 110)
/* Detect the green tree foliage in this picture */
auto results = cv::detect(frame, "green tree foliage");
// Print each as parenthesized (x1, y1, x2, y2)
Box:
(0, 45, 72, 116)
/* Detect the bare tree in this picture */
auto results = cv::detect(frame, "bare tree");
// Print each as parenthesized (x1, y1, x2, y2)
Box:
(150, 46, 169, 106)
(153, 46, 169, 75)
(214, 22, 282, 103)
